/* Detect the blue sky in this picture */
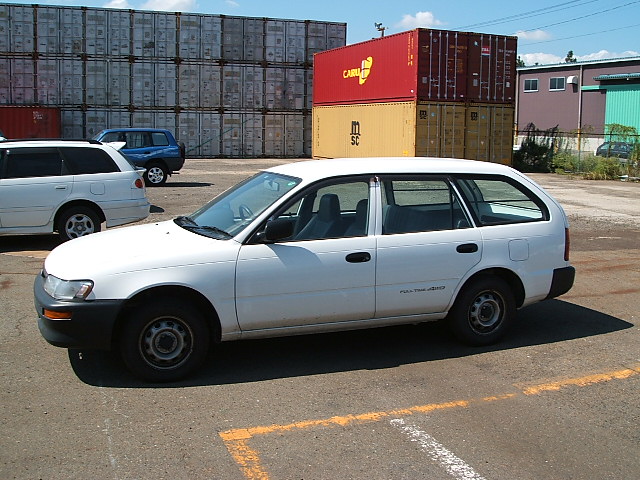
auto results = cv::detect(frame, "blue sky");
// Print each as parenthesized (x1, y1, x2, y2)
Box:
(5, 0, 639, 65)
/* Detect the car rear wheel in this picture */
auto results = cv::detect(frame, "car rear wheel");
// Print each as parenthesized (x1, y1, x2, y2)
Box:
(56, 206, 101, 242)
(120, 300, 210, 382)
(447, 276, 515, 346)
(144, 163, 168, 186)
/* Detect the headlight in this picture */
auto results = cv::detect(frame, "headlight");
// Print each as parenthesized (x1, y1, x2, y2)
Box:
(43, 272, 94, 300)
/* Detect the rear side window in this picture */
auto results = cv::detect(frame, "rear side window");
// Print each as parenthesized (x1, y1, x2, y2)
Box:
(381, 178, 471, 234)
(151, 132, 169, 146)
(1, 147, 63, 179)
(61, 147, 119, 174)
(456, 176, 548, 225)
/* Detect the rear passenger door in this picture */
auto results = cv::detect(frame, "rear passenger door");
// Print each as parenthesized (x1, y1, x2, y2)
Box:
(375, 176, 482, 318)
(0, 147, 72, 228)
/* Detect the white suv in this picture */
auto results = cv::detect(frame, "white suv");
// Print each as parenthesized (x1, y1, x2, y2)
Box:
(35, 158, 575, 381)
(0, 139, 150, 241)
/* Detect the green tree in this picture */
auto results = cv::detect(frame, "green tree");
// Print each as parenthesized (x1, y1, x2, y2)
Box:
(516, 56, 526, 67)
(565, 50, 577, 63)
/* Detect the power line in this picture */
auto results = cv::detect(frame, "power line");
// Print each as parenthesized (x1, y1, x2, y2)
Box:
(452, 0, 598, 30)
(517, 0, 640, 33)
(520, 22, 640, 45)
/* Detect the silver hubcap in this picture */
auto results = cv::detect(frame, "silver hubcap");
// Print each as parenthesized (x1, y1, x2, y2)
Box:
(65, 214, 96, 238)
(147, 166, 165, 184)
(140, 318, 192, 369)
(468, 291, 503, 333)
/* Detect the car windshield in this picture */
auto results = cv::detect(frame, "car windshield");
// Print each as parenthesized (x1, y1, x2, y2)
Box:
(177, 171, 301, 238)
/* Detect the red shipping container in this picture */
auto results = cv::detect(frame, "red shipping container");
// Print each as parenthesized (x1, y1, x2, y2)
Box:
(313, 29, 517, 106)
(0, 106, 61, 139)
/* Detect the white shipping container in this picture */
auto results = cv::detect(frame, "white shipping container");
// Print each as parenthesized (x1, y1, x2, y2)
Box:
(86, 9, 107, 55)
(36, 58, 59, 104)
(199, 112, 222, 157)
(242, 113, 263, 157)
(222, 65, 242, 108)
(178, 64, 201, 107)
(86, 60, 108, 105)
(107, 61, 130, 106)
(155, 63, 177, 107)
(61, 108, 84, 137)
(108, 10, 131, 56)
(9, 5, 35, 53)
(243, 66, 264, 109)
(132, 12, 155, 57)
(265, 114, 285, 156)
(155, 13, 177, 58)
(60, 8, 84, 54)
(59, 59, 84, 105)
(131, 63, 154, 106)
(200, 64, 222, 108)
(201, 15, 222, 59)
(36, 7, 60, 54)
(11, 58, 35, 104)
(0, 5, 9, 53)
(0, 58, 9, 104)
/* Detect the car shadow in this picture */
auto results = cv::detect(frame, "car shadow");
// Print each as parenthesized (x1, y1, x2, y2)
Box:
(158, 181, 212, 188)
(0, 234, 61, 254)
(68, 299, 633, 388)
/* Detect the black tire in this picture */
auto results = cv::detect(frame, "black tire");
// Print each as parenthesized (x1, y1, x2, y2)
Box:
(144, 162, 168, 186)
(56, 206, 101, 242)
(447, 276, 515, 346)
(119, 300, 210, 382)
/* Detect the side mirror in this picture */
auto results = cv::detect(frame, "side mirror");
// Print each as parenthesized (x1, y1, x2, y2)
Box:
(263, 218, 294, 242)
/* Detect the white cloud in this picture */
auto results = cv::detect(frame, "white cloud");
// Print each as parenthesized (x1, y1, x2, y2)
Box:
(515, 30, 552, 41)
(520, 52, 563, 65)
(139, 0, 198, 12)
(396, 11, 444, 29)
(225, 0, 240, 7)
(577, 49, 640, 61)
(103, 0, 132, 8)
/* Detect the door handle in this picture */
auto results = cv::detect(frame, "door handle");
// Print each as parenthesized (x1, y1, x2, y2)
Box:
(346, 252, 371, 263)
(456, 243, 478, 253)
(55, 185, 67, 190)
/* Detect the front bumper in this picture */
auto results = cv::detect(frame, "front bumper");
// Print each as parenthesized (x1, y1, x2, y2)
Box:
(34, 273, 124, 350)
(546, 266, 576, 300)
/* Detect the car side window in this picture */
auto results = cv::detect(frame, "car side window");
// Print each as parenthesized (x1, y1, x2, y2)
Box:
(381, 178, 470, 234)
(456, 176, 548, 225)
(125, 132, 148, 148)
(151, 132, 169, 146)
(1, 147, 64, 179)
(60, 147, 119, 174)
(273, 180, 370, 241)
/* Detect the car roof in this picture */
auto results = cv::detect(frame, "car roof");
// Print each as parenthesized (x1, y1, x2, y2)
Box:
(97, 128, 170, 133)
(0, 139, 103, 147)
(267, 157, 520, 183)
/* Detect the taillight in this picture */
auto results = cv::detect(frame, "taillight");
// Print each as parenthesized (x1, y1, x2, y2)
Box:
(134, 178, 144, 189)
(564, 228, 570, 261)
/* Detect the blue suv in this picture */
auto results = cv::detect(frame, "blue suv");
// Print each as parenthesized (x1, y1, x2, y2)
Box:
(93, 128, 186, 186)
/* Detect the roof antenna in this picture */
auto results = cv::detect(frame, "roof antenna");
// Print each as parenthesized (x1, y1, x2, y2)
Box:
(374, 22, 386, 37)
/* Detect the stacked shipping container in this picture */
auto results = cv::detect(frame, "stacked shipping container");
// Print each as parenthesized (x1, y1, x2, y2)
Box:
(0, 3, 346, 157)
(312, 29, 517, 163)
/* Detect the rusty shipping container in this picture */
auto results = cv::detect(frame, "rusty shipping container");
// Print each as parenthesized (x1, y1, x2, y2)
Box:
(0, 106, 61, 139)
(312, 102, 514, 164)
(313, 29, 517, 105)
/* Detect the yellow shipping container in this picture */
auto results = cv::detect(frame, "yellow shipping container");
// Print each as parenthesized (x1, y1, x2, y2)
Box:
(313, 101, 514, 165)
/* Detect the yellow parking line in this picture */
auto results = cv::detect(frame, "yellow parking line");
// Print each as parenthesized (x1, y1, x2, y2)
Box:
(219, 365, 640, 480)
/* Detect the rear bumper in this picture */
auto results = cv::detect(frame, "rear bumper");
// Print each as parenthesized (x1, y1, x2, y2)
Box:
(546, 266, 576, 300)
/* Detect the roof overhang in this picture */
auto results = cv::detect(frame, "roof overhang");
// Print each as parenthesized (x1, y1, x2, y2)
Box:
(593, 73, 640, 81)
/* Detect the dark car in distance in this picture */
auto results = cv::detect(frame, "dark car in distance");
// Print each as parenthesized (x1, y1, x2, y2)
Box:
(93, 128, 186, 186)
(595, 142, 635, 160)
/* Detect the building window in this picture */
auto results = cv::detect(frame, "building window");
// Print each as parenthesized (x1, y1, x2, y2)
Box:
(549, 77, 566, 91)
(524, 79, 538, 92)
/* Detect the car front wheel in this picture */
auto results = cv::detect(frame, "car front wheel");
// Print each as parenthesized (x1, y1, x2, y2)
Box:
(56, 206, 101, 241)
(120, 300, 210, 382)
(447, 276, 515, 346)
(144, 163, 168, 186)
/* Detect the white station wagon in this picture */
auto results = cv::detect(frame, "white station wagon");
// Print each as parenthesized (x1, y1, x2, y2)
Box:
(0, 139, 150, 241)
(35, 158, 575, 381)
